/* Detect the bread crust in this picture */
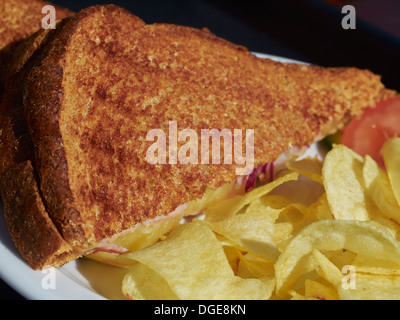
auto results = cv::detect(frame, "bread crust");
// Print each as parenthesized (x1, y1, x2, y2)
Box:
(0, 18, 77, 269)
(1, 4, 396, 269)
(0, 161, 74, 269)
(0, 0, 73, 102)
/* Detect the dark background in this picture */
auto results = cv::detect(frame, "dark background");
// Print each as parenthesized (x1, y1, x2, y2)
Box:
(1, 0, 399, 300)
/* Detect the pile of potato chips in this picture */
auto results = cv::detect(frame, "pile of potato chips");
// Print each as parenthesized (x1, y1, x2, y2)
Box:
(89, 138, 400, 300)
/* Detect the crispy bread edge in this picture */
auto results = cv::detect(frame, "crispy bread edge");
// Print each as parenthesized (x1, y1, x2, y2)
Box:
(0, 161, 76, 269)
(22, 5, 137, 252)
(0, 21, 76, 269)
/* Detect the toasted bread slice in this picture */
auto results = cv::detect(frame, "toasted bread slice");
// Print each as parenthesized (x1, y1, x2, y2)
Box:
(1, 4, 395, 269)
(0, 0, 73, 102)
(0, 18, 79, 269)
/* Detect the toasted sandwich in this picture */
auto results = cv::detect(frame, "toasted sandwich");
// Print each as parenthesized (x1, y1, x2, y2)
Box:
(0, 4, 395, 269)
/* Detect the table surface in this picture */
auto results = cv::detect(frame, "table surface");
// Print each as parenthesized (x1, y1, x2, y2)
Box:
(1, 0, 399, 300)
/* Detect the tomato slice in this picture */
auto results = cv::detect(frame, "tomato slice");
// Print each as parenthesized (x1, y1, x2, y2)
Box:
(342, 95, 400, 169)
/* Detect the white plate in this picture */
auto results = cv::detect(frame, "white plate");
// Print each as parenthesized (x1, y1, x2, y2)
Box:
(0, 53, 310, 300)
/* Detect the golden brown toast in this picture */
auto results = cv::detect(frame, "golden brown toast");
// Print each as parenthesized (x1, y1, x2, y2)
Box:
(0, 4, 395, 269)
(0, 0, 73, 102)
(0, 18, 80, 268)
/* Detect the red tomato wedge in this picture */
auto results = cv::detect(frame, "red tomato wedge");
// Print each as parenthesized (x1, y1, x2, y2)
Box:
(342, 95, 400, 169)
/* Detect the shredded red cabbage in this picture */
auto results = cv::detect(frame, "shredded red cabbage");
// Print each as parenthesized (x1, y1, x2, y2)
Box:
(244, 163, 274, 192)
(241, 145, 310, 192)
